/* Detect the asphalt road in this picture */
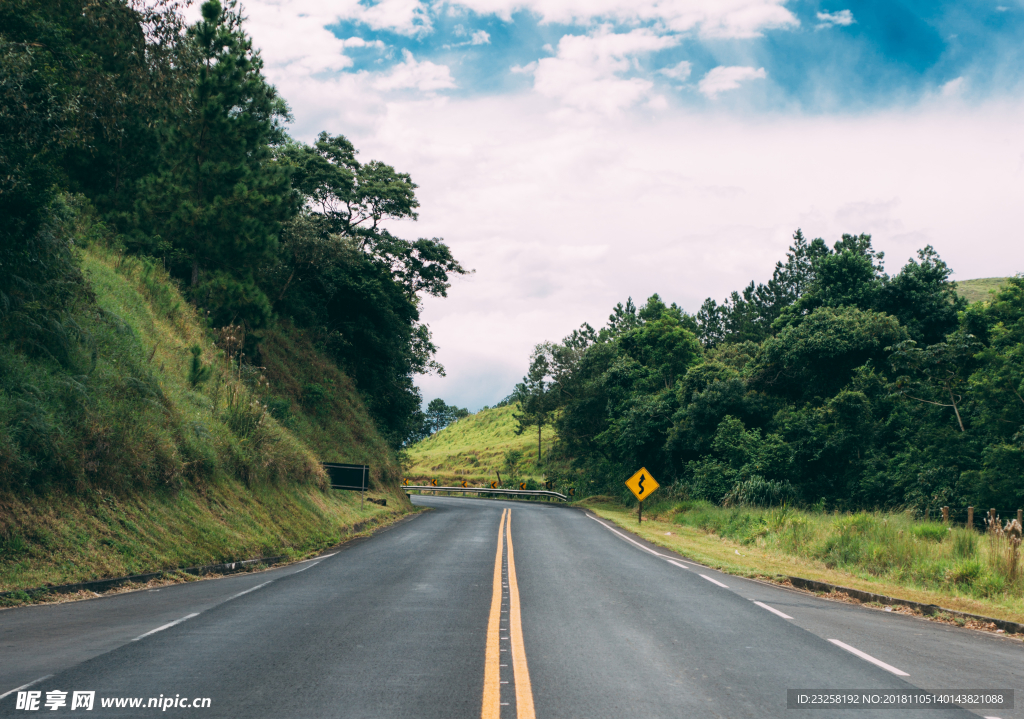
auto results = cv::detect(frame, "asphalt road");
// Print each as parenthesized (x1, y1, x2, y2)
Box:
(2, 496, 1021, 718)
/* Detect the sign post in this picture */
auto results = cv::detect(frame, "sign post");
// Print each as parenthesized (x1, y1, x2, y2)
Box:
(625, 467, 660, 525)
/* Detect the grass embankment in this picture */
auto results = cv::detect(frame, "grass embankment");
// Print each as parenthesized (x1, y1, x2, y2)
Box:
(584, 498, 1024, 625)
(257, 321, 398, 472)
(1, 243, 410, 596)
(0, 480, 402, 600)
(957, 277, 1010, 304)
(403, 405, 556, 485)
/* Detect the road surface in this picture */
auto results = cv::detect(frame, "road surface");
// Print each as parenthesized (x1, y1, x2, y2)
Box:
(2, 496, 1020, 718)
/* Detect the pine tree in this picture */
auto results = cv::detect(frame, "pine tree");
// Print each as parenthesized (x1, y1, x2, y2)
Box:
(141, 0, 296, 328)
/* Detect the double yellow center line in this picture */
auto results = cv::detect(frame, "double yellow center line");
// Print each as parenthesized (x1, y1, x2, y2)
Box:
(482, 508, 535, 719)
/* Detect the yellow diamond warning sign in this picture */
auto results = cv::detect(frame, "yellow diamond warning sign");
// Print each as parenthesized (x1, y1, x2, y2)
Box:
(625, 467, 659, 502)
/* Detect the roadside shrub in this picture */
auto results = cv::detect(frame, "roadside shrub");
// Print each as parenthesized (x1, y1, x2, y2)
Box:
(266, 396, 292, 426)
(951, 528, 978, 559)
(817, 530, 863, 568)
(722, 476, 797, 507)
(945, 559, 983, 587)
(301, 382, 327, 410)
(972, 573, 1005, 598)
(911, 522, 948, 542)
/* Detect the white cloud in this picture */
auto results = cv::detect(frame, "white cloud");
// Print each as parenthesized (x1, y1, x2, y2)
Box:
(658, 60, 692, 82)
(510, 61, 538, 74)
(451, 0, 798, 38)
(348, 99, 1024, 409)
(373, 49, 457, 92)
(194, 1, 1024, 412)
(470, 30, 491, 45)
(531, 27, 679, 111)
(942, 77, 966, 97)
(353, 0, 433, 36)
(698, 65, 767, 97)
(816, 9, 855, 27)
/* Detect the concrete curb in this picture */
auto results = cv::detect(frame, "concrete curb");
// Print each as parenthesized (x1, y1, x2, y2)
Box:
(785, 575, 1024, 634)
(0, 555, 287, 601)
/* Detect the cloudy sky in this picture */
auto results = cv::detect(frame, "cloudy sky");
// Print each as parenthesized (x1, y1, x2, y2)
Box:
(216, 0, 1024, 410)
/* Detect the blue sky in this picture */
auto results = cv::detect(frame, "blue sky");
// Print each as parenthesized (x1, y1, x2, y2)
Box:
(315, 1, 1024, 109)
(227, 0, 1024, 410)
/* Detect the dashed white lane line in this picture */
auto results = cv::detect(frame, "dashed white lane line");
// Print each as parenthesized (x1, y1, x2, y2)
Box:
(753, 600, 792, 619)
(586, 515, 670, 558)
(700, 574, 729, 588)
(0, 676, 53, 701)
(667, 559, 691, 570)
(227, 580, 273, 600)
(827, 639, 909, 676)
(133, 613, 199, 642)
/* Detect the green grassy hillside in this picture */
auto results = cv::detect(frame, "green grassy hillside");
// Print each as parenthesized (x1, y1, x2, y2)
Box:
(957, 277, 1011, 304)
(403, 405, 556, 485)
(0, 233, 408, 595)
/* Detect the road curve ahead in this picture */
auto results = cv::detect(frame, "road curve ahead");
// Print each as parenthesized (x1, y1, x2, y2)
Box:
(2, 496, 1020, 718)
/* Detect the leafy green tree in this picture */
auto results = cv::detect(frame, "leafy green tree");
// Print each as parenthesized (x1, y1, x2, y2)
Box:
(266, 132, 466, 445)
(501, 448, 524, 485)
(424, 398, 468, 435)
(140, 0, 295, 327)
(890, 333, 981, 432)
(513, 345, 558, 465)
(876, 246, 965, 345)
(750, 306, 907, 402)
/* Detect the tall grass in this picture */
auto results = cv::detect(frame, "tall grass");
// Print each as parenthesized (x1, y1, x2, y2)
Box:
(657, 501, 1022, 600)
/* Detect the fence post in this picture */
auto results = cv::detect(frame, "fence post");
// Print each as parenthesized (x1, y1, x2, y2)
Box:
(1018, 509, 1023, 526)
(990, 508, 997, 532)
(942, 506, 949, 523)
(967, 506, 974, 530)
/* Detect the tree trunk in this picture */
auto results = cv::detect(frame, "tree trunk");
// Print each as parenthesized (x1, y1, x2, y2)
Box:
(949, 388, 966, 432)
(537, 423, 542, 466)
(191, 258, 199, 287)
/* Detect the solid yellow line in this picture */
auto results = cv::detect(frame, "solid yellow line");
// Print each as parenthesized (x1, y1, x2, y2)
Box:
(506, 510, 536, 719)
(481, 508, 507, 719)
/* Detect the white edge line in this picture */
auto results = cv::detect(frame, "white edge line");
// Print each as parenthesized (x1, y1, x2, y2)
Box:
(754, 600, 793, 619)
(297, 552, 336, 563)
(291, 561, 320, 574)
(133, 613, 199, 642)
(585, 514, 670, 558)
(0, 675, 53, 701)
(667, 559, 691, 570)
(227, 580, 273, 600)
(828, 639, 909, 676)
(699, 574, 729, 588)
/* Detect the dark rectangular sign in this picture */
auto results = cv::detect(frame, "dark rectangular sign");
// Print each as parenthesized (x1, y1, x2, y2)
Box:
(323, 463, 368, 491)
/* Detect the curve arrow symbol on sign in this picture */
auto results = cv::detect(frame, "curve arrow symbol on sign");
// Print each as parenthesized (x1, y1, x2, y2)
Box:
(490, 480, 498, 489)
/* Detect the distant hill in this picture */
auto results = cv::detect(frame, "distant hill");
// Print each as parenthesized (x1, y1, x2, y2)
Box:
(403, 405, 556, 485)
(956, 277, 1011, 304)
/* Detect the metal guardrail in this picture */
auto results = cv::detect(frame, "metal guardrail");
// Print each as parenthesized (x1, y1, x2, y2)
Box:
(406, 486, 568, 501)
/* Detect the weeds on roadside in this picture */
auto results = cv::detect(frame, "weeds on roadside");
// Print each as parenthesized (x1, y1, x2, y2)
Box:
(669, 503, 1023, 602)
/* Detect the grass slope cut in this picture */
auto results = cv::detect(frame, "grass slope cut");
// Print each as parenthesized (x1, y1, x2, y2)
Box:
(1, 240, 408, 595)
(957, 277, 1011, 304)
(403, 405, 556, 485)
